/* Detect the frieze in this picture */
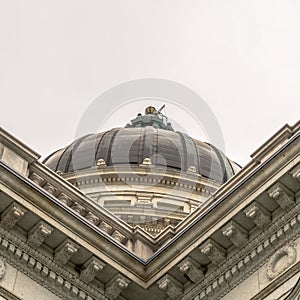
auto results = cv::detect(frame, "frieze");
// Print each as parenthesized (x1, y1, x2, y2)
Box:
(182, 204, 300, 300)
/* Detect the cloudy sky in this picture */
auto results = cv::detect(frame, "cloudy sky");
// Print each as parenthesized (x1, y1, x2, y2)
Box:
(1, 1, 299, 166)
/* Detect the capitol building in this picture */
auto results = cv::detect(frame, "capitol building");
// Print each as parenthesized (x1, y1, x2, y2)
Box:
(0, 106, 299, 300)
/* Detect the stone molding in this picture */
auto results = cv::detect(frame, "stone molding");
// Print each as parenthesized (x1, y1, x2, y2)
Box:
(0, 125, 299, 299)
(0, 256, 6, 280)
(0, 227, 110, 300)
(182, 199, 300, 300)
(285, 275, 300, 299)
(29, 170, 133, 248)
(0, 286, 22, 300)
(27, 167, 212, 257)
(251, 262, 300, 300)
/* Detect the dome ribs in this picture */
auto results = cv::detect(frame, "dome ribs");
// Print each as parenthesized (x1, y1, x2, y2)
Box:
(190, 136, 201, 174)
(177, 131, 188, 172)
(94, 131, 109, 165)
(143, 126, 155, 163)
(206, 143, 228, 183)
(102, 128, 120, 166)
(44, 127, 239, 184)
(57, 134, 93, 173)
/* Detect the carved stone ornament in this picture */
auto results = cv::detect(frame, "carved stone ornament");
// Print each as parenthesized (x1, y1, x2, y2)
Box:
(267, 182, 295, 210)
(105, 275, 130, 299)
(80, 257, 105, 283)
(178, 257, 204, 283)
(54, 240, 79, 265)
(244, 202, 271, 229)
(222, 220, 248, 248)
(27, 221, 53, 248)
(199, 239, 226, 266)
(266, 244, 297, 279)
(157, 274, 183, 300)
(0, 202, 27, 230)
(0, 257, 6, 280)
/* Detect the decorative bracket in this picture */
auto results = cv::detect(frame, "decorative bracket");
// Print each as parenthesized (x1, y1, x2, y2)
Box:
(29, 172, 44, 186)
(199, 239, 226, 266)
(222, 220, 248, 248)
(291, 165, 300, 182)
(27, 221, 53, 248)
(85, 212, 100, 225)
(111, 230, 126, 244)
(0, 202, 27, 230)
(105, 274, 130, 299)
(244, 202, 271, 228)
(80, 257, 105, 283)
(157, 274, 183, 300)
(54, 239, 79, 265)
(268, 182, 295, 210)
(71, 202, 86, 215)
(58, 193, 73, 206)
(99, 221, 113, 234)
(43, 183, 57, 195)
(178, 257, 204, 283)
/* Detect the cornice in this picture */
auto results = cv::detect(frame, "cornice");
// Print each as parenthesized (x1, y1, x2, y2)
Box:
(0, 286, 22, 300)
(250, 121, 299, 163)
(0, 227, 109, 300)
(0, 127, 40, 163)
(185, 200, 300, 299)
(0, 123, 299, 299)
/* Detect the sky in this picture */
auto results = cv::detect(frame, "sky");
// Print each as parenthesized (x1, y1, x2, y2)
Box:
(1, 0, 299, 166)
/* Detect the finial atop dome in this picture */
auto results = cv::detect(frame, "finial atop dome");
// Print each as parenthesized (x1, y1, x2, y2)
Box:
(125, 105, 174, 131)
(145, 106, 157, 115)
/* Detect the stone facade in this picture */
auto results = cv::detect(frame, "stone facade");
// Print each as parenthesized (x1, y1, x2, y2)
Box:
(0, 119, 299, 300)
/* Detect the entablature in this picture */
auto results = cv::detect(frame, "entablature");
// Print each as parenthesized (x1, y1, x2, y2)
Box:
(0, 122, 299, 300)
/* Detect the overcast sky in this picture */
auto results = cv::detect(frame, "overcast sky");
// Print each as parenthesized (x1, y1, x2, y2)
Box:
(1, 1, 299, 166)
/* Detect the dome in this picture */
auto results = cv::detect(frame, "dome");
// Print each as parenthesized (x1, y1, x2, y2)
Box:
(44, 127, 238, 184)
(43, 106, 240, 236)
